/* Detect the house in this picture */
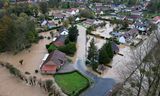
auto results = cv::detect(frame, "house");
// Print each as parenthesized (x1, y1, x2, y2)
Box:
(66, 8, 79, 15)
(127, 15, 142, 21)
(134, 22, 147, 32)
(95, 9, 104, 15)
(152, 16, 160, 24)
(83, 19, 103, 27)
(53, 13, 66, 20)
(58, 27, 69, 36)
(131, 11, 143, 16)
(123, 29, 139, 41)
(53, 35, 67, 47)
(83, 19, 95, 27)
(132, 5, 143, 11)
(41, 50, 67, 74)
(47, 21, 57, 29)
(110, 31, 122, 38)
(115, 15, 126, 20)
(94, 3, 103, 7)
(41, 20, 47, 26)
(118, 36, 126, 44)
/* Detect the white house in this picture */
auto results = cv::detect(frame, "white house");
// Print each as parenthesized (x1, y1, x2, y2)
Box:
(119, 36, 126, 44)
(66, 8, 79, 15)
(41, 20, 47, 26)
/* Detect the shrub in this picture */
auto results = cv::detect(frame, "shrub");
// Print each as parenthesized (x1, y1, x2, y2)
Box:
(59, 42, 76, 55)
(48, 45, 57, 53)
(46, 44, 50, 49)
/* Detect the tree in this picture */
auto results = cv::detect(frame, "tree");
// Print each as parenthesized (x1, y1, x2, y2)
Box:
(39, 2, 48, 14)
(48, 45, 57, 53)
(79, 9, 94, 19)
(68, 25, 79, 42)
(147, 0, 160, 13)
(87, 38, 99, 70)
(106, 41, 114, 58)
(59, 42, 76, 55)
(113, 30, 160, 96)
(0, 13, 38, 52)
(63, 19, 69, 28)
(99, 44, 111, 64)
(48, 0, 61, 8)
(86, 26, 95, 34)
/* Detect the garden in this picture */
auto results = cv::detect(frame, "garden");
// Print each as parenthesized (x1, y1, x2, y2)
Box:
(54, 71, 90, 96)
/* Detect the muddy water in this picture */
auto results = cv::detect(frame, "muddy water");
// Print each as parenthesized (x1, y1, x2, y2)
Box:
(0, 31, 58, 96)
(0, 66, 47, 96)
(0, 31, 54, 78)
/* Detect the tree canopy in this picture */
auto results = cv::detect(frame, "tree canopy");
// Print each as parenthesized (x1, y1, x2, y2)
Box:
(0, 13, 38, 52)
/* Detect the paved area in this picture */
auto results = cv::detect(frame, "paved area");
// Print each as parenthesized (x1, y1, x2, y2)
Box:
(57, 63, 75, 73)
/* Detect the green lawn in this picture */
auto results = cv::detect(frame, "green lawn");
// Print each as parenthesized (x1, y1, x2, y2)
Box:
(54, 71, 90, 96)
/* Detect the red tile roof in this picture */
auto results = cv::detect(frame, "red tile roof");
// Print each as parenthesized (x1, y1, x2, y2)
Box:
(41, 50, 67, 74)
(53, 41, 64, 47)
(41, 65, 57, 71)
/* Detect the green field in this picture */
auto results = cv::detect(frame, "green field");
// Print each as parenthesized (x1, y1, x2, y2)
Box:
(54, 71, 90, 96)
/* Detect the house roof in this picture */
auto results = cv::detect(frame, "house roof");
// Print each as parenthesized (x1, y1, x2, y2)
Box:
(53, 35, 67, 47)
(67, 8, 78, 12)
(41, 65, 57, 71)
(123, 29, 139, 38)
(83, 19, 95, 25)
(53, 13, 65, 18)
(134, 22, 146, 27)
(47, 21, 56, 27)
(110, 31, 122, 37)
(127, 15, 141, 20)
(43, 50, 67, 66)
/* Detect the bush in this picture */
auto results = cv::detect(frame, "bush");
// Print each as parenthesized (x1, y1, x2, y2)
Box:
(48, 45, 57, 53)
(59, 42, 76, 55)
(46, 44, 50, 49)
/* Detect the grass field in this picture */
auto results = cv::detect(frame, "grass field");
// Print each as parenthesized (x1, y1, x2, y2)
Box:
(54, 71, 90, 96)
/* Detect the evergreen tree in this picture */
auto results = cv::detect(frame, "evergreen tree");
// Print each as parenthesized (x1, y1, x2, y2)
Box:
(68, 25, 79, 42)
(87, 39, 98, 70)
(106, 41, 114, 58)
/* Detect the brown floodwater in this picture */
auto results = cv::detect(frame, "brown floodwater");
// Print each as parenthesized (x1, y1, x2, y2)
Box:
(0, 31, 56, 96)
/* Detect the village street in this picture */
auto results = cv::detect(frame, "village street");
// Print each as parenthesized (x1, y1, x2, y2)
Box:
(75, 24, 160, 96)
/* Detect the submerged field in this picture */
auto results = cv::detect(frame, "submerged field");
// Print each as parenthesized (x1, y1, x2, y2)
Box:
(54, 71, 90, 96)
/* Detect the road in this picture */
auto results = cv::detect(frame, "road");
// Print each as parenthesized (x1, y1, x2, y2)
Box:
(74, 25, 116, 96)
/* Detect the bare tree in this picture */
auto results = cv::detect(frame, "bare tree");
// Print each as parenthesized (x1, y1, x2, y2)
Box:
(113, 25, 160, 96)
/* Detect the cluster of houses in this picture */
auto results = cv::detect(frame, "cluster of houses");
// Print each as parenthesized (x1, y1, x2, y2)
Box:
(109, 18, 152, 45)
(40, 27, 69, 74)
(85, 0, 158, 46)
